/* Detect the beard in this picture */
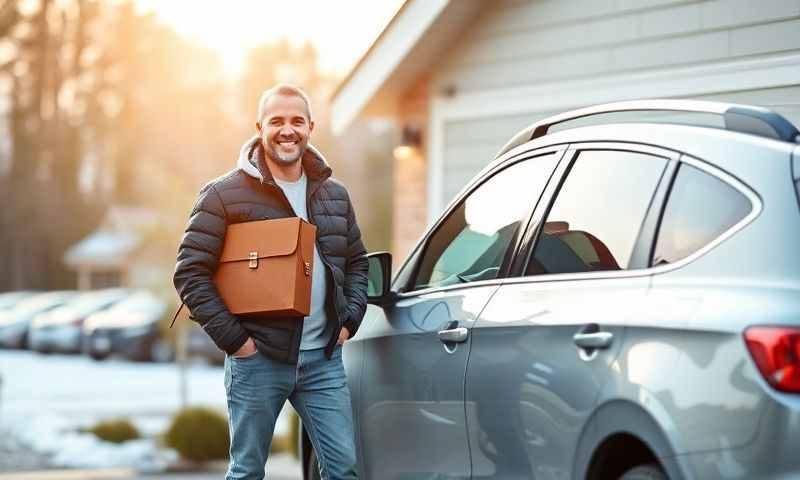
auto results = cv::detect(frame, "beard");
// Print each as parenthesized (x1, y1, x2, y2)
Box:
(264, 137, 306, 165)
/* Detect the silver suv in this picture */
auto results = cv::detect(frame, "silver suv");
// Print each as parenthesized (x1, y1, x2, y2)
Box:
(303, 100, 800, 480)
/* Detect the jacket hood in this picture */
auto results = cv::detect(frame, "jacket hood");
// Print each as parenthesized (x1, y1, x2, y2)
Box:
(236, 135, 332, 183)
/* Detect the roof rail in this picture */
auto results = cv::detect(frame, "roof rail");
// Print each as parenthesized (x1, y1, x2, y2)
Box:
(496, 99, 800, 158)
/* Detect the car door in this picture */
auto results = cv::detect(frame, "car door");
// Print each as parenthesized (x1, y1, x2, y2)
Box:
(354, 148, 564, 480)
(466, 145, 677, 479)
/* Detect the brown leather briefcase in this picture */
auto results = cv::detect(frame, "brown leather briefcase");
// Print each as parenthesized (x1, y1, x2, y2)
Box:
(214, 217, 316, 317)
(170, 217, 316, 328)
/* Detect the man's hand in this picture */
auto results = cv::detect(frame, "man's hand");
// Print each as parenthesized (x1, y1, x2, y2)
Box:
(232, 337, 257, 358)
(337, 327, 351, 346)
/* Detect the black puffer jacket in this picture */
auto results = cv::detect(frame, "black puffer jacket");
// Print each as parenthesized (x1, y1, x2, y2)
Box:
(173, 136, 369, 364)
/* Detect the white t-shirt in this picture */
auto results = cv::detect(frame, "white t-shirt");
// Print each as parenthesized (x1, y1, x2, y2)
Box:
(273, 169, 329, 350)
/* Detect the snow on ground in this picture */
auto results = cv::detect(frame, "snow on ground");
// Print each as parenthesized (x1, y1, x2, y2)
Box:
(0, 350, 292, 472)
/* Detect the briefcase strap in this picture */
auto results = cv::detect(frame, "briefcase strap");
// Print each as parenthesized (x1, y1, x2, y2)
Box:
(169, 303, 185, 329)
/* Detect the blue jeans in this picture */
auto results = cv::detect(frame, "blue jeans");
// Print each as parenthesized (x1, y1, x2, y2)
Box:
(224, 346, 357, 480)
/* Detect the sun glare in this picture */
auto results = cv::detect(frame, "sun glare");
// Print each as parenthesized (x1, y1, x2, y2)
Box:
(134, 0, 405, 77)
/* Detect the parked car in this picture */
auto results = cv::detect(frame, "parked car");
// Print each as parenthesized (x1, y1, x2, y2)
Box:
(29, 288, 130, 353)
(303, 100, 800, 480)
(0, 291, 36, 311)
(81, 290, 169, 362)
(186, 322, 225, 365)
(0, 291, 77, 349)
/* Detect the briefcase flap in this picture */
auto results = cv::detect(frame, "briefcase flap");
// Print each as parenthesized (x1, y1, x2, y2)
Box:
(219, 217, 310, 263)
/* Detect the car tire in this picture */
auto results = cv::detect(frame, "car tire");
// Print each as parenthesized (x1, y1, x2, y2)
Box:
(306, 448, 321, 480)
(149, 339, 174, 363)
(619, 463, 668, 480)
(89, 350, 109, 361)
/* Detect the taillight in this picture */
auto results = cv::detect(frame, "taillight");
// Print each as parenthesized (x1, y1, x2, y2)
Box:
(744, 326, 800, 393)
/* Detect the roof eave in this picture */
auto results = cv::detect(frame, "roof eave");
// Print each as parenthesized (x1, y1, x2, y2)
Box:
(330, 0, 451, 135)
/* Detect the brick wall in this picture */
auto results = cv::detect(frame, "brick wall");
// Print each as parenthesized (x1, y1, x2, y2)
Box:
(392, 76, 430, 271)
(392, 147, 426, 271)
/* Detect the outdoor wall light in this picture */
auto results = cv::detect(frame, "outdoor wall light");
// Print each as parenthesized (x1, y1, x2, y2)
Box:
(393, 125, 422, 161)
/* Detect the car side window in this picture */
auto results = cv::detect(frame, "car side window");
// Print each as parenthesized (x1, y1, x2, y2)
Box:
(411, 154, 559, 291)
(652, 163, 751, 266)
(526, 150, 667, 276)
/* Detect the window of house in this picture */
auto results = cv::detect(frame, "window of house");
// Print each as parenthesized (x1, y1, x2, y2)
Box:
(526, 150, 667, 276)
(411, 154, 559, 291)
(652, 163, 751, 266)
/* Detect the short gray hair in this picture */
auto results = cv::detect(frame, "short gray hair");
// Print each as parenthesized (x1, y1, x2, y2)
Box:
(257, 84, 313, 124)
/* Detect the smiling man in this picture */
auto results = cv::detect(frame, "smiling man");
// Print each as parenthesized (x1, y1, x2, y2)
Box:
(174, 84, 368, 480)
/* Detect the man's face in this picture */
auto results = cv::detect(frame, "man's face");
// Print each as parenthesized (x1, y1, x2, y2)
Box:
(257, 94, 314, 166)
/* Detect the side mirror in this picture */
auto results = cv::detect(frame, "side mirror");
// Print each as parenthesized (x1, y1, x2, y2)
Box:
(366, 252, 396, 306)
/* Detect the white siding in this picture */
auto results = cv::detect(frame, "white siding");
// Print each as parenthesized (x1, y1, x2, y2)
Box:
(430, 0, 800, 211)
(442, 110, 558, 202)
(696, 85, 800, 126)
(435, 0, 800, 93)
(442, 142, 497, 201)
(441, 86, 800, 207)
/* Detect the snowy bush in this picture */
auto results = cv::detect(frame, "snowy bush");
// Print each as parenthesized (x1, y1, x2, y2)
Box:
(270, 411, 299, 456)
(85, 418, 141, 444)
(289, 411, 300, 459)
(164, 407, 229, 462)
(270, 433, 290, 454)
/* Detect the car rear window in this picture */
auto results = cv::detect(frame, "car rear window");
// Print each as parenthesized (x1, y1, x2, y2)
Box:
(526, 149, 667, 276)
(652, 163, 751, 266)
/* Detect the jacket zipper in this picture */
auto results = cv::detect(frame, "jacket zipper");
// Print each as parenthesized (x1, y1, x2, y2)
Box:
(303, 180, 345, 353)
(265, 179, 336, 284)
(264, 179, 341, 354)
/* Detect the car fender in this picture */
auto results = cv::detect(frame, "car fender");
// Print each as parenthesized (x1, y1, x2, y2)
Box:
(572, 399, 690, 480)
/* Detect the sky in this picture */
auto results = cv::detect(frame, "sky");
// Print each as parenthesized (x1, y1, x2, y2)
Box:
(134, 0, 406, 77)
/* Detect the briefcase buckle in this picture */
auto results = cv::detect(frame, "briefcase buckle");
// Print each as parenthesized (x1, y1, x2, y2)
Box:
(249, 251, 258, 269)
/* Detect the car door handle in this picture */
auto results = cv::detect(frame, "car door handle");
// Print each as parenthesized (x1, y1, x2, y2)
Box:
(573, 331, 613, 349)
(438, 327, 469, 343)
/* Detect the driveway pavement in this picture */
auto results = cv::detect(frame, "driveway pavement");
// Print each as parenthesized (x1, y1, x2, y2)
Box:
(0, 350, 301, 479)
(0, 453, 301, 479)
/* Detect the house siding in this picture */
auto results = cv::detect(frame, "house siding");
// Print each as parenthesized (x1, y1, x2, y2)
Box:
(442, 110, 559, 203)
(435, 0, 800, 93)
(428, 0, 800, 212)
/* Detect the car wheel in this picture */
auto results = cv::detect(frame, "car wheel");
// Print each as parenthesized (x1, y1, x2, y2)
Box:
(306, 448, 320, 480)
(149, 339, 174, 363)
(619, 463, 668, 480)
(89, 350, 109, 361)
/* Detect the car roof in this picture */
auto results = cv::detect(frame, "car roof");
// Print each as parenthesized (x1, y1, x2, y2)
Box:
(107, 290, 162, 309)
(15, 290, 76, 308)
(496, 99, 800, 159)
(427, 120, 794, 248)
(495, 122, 795, 176)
